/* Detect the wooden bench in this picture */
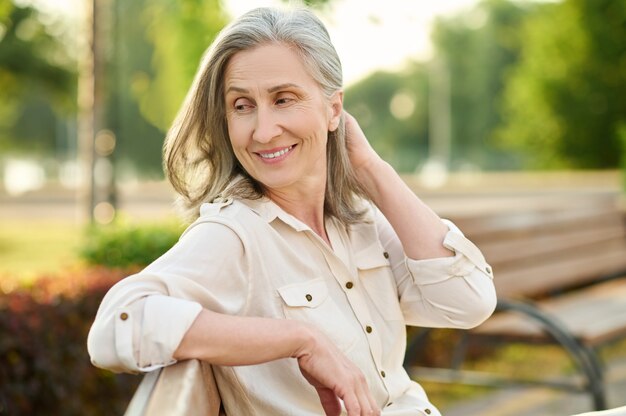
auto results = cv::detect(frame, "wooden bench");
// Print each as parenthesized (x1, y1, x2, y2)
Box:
(404, 198, 626, 411)
(124, 359, 224, 416)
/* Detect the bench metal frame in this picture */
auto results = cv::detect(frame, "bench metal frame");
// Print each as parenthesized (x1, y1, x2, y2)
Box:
(404, 298, 610, 410)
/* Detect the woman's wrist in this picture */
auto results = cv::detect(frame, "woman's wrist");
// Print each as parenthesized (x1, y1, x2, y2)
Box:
(290, 321, 320, 360)
(354, 157, 394, 202)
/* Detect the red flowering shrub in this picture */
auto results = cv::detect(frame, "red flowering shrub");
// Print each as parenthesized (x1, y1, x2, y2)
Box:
(0, 266, 141, 415)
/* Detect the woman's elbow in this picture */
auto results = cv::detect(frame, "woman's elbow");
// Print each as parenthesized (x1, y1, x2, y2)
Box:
(87, 319, 126, 373)
(458, 278, 497, 329)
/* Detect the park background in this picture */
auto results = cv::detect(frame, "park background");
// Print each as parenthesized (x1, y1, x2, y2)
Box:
(0, 0, 625, 414)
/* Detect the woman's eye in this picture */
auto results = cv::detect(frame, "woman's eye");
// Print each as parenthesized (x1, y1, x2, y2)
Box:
(233, 99, 252, 111)
(276, 96, 294, 106)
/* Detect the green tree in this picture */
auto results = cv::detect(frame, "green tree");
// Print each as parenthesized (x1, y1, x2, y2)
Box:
(431, 0, 532, 170)
(497, 0, 626, 169)
(344, 64, 430, 172)
(345, 0, 531, 173)
(136, 0, 227, 131)
(0, 0, 75, 155)
(108, 0, 227, 176)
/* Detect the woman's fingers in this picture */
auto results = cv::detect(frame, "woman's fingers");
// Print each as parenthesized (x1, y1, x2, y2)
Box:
(347, 373, 380, 416)
(294, 327, 380, 415)
(316, 387, 342, 416)
(297, 339, 380, 416)
(343, 111, 379, 172)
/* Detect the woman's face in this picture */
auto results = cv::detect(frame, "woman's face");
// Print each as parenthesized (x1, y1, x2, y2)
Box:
(224, 43, 342, 196)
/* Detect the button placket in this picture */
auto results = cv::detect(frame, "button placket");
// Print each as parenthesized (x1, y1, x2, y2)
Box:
(314, 225, 388, 393)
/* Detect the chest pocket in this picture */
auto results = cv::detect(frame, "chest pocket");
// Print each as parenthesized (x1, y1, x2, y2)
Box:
(277, 278, 359, 352)
(356, 245, 404, 322)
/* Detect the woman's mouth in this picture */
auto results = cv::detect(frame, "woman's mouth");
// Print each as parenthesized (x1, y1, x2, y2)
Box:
(257, 145, 295, 160)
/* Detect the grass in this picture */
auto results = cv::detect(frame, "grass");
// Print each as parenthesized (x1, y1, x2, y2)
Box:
(0, 219, 84, 283)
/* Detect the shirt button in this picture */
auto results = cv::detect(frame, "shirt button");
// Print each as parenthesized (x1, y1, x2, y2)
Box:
(345, 281, 354, 289)
(365, 325, 373, 333)
(305, 294, 313, 302)
(383, 251, 390, 259)
(120, 312, 129, 321)
(486, 266, 492, 274)
(380, 370, 386, 378)
(386, 402, 393, 407)
(425, 409, 432, 415)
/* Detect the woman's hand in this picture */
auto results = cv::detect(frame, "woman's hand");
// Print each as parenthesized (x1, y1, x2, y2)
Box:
(343, 112, 382, 174)
(294, 326, 380, 416)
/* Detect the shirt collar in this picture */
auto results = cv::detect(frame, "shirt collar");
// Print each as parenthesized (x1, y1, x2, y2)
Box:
(240, 197, 310, 232)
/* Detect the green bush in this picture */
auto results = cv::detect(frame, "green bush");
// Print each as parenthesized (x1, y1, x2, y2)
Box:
(81, 219, 185, 268)
(0, 267, 141, 415)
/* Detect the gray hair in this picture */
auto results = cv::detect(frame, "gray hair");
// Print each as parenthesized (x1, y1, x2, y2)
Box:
(164, 7, 367, 222)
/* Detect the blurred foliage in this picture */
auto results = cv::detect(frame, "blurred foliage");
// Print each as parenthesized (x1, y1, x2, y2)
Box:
(497, 0, 626, 169)
(343, 0, 537, 171)
(0, 267, 139, 415)
(2, 0, 625, 174)
(107, 0, 227, 177)
(348, 0, 626, 172)
(0, 0, 76, 155)
(430, 0, 532, 170)
(81, 219, 185, 268)
(134, 0, 227, 131)
(280, 0, 332, 9)
(345, 64, 430, 172)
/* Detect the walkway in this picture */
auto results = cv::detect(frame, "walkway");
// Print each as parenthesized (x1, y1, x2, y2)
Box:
(441, 357, 626, 415)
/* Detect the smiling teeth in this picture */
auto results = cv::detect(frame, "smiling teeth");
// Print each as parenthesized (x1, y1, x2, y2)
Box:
(259, 145, 294, 159)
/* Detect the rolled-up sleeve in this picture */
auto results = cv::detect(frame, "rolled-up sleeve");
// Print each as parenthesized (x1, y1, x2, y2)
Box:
(87, 218, 248, 373)
(375, 212, 497, 329)
(406, 220, 493, 284)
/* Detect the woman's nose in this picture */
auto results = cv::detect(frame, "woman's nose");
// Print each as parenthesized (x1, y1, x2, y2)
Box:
(252, 107, 282, 143)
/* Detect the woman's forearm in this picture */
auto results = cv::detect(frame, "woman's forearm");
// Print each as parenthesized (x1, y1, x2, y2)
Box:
(344, 112, 452, 260)
(357, 159, 453, 260)
(174, 308, 379, 414)
(173, 308, 313, 365)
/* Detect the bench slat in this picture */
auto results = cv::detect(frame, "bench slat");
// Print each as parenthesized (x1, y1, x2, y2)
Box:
(480, 223, 626, 266)
(473, 278, 626, 346)
(493, 240, 626, 298)
(454, 206, 622, 240)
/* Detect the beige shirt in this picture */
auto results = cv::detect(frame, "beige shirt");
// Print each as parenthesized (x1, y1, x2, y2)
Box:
(88, 197, 496, 416)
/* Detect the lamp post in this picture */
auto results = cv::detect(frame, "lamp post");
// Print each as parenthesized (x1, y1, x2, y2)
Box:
(77, 0, 117, 224)
(422, 55, 451, 188)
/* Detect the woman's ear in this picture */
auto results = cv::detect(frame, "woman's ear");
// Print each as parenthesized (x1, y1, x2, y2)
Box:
(327, 90, 344, 132)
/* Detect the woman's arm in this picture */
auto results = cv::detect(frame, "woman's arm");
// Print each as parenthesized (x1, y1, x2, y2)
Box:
(175, 310, 380, 416)
(173, 309, 307, 365)
(344, 112, 452, 260)
(88, 217, 379, 415)
(345, 112, 496, 329)
(87, 221, 248, 373)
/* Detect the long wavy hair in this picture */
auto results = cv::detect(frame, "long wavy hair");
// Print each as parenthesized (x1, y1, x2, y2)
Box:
(163, 7, 368, 223)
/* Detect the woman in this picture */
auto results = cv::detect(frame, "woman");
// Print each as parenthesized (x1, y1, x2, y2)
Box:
(88, 7, 496, 416)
